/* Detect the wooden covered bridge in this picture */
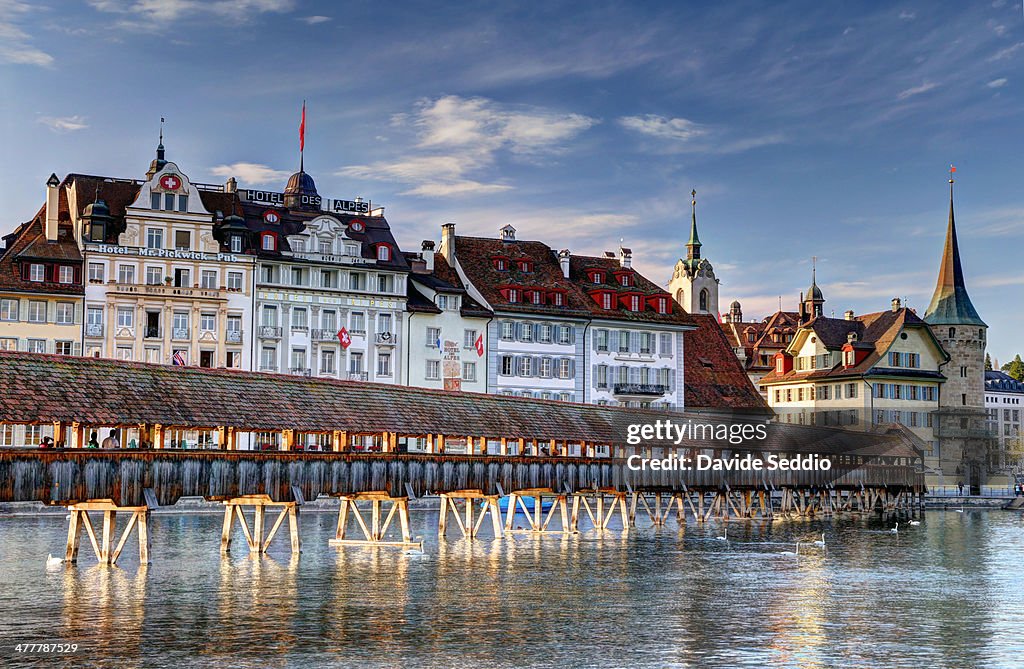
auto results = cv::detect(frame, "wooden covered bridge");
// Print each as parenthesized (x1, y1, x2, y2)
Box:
(0, 352, 924, 563)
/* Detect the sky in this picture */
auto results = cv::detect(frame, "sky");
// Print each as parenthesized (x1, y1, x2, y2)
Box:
(1, 0, 1022, 361)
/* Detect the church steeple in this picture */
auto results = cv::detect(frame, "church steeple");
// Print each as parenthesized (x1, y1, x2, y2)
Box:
(146, 117, 168, 179)
(799, 257, 825, 324)
(924, 167, 986, 327)
(685, 189, 701, 261)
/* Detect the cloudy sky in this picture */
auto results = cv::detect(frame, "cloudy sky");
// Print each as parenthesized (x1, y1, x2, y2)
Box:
(1, 0, 1022, 360)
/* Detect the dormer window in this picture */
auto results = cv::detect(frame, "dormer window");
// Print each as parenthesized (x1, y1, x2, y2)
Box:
(319, 240, 331, 255)
(376, 244, 392, 262)
(518, 259, 533, 273)
(90, 221, 105, 242)
(654, 297, 669, 314)
(627, 295, 640, 311)
(292, 239, 305, 252)
(844, 350, 855, 366)
(261, 232, 277, 251)
(230, 235, 243, 253)
(528, 290, 543, 305)
(550, 291, 566, 306)
(492, 256, 510, 271)
(777, 357, 784, 373)
(619, 274, 632, 287)
(602, 293, 612, 309)
(507, 288, 520, 303)
(588, 270, 605, 283)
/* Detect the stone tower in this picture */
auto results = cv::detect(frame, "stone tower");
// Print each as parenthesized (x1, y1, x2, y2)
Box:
(669, 190, 719, 315)
(923, 171, 989, 492)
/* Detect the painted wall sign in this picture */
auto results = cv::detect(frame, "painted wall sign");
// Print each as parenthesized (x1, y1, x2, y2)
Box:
(89, 244, 242, 262)
(240, 190, 371, 215)
(159, 174, 182, 191)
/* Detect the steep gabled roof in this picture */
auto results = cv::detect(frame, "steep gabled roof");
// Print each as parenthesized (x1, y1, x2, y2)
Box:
(684, 313, 771, 412)
(923, 180, 986, 327)
(0, 217, 82, 296)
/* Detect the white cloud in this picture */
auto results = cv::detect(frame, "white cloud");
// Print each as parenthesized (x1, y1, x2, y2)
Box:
(896, 81, 938, 100)
(38, 115, 88, 132)
(339, 96, 597, 198)
(988, 42, 1024, 62)
(0, 1, 54, 67)
(899, 10, 916, 20)
(299, 15, 331, 24)
(619, 115, 707, 143)
(87, 0, 296, 30)
(987, 77, 1008, 88)
(210, 162, 291, 186)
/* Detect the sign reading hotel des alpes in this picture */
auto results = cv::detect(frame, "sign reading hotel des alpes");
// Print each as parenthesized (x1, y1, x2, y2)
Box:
(240, 189, 372, 215)
(89, 243, 242, 262)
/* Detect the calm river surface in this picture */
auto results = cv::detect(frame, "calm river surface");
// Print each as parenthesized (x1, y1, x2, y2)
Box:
(0, 508, 1022, 668)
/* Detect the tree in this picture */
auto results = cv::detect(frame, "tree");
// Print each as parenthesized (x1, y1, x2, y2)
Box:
(985, 353, 993, 371)
(1003, 354, 1024, 382)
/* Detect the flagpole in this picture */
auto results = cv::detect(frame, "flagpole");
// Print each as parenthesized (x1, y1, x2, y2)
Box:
(300, 100, 306, 173)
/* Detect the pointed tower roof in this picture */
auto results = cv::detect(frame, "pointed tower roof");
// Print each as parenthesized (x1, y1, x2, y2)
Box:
(923, 171, 986, 327)
(682, 188, 703, 272)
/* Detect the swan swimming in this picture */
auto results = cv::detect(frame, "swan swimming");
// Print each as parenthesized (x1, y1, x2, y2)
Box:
(781, 541, 802, 556)
(812, 533, 826, 547)
(889, 523, 899, 534)
(45, 554, 63, 567)
(716, 527, 728, 541)
(908, 520, 920, 526)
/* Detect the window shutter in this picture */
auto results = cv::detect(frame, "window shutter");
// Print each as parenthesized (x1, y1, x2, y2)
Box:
(568, 358, 575, 378)
(610, 330, 619, 352)
(592, 364, 599, 385)
(669, 369, 676, 392)
(514, 322, 523, 341)
(630, 331, 639, 352)
(592, 330, 599, 351)
(544, 356, 553, 378)
(533, 323, 542, 341)
(569, 326, 576, 345)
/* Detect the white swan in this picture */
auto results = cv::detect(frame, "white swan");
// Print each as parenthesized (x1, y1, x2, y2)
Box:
(954, 506, 965, 513)
(46, 554, 63, 567)
(812, 533, 826, 547)
(716, 527, 728, 541)
(782, 541, 802, 556)
(889, 523, 899, 534)
(908, 520, 920, 526)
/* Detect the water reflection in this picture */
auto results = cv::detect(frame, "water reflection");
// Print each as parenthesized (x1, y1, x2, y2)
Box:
(0, 510, 1022, 667)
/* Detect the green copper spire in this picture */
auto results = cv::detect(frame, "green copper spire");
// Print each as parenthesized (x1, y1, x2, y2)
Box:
(923, 169, 986, 327)
(686, 189, 701, 261)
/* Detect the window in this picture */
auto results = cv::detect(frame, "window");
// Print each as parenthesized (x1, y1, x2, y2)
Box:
(426, 327, 441, 347)
(601, 293, 612, 310)
(378, 313, 392, 334)
(659, 333, 672, 356)
(151, 192, 161, 210)
(319, 240, 332, 255)
(261, 306, 277, 327)
(146, 229, 163, 249)
(262, 233, 276, 251)
(501, 321, 515, 341)
(292, 308, 308, 329)
(378, 274, 394, 293)
(226, 315, 241, 335)
(518, 260, 532, 272)
(551, 292, 565, 306)
(699, 289, 708, 312)
(164, 193, 175, 211)
(463, 329, 477, 349)
(54, 340, 73, 357)
(29, 264, 44, 282)
(619, 273, 632, 287)
(518, 357, 532, 376)
(426, 360, 441, 380)
(377, 352, 392, 377)
(290, 348, 307, 371)
(226, 351, 240, 368)
(345, 243, 359, 256)
(376, 244, 391, 261)
(494, 258, 507, 271)
(174, 230, 190, 250)
(540, 357, 552, 378)
(87, 306, 103, 328)
(628, 295, 641, 312)
(261, 265, 276, 283)
(589, 270, 605, 283)
(88, 263, 104, 283)
(0, 338, 15, 351)
(174, 268, 190, 288)
(0, 299, 17, 321)
(540, 324, 552, 343)
(640, 332, 653, 355)
(558, 326, 571, 345)
(349, 352, 364, 374)
(321, 270, 336, 288)
(847, 383, 858, 399)
(260, 347, 277, 371)
(58, 266, 74, 284)
(145, 267, 162, 285)
(350, 312, 365, 332)
(200, 313, 216, 333)
(321, 349, 335, 374)
(201, 270, 217, 289)
(56, 302, 74, 325)
(500, 355, 514, 376)
(619, 330, 630, 353)
(227, 272, 243, 291)
(28, 339, 46, 353)
(558, 358, 572, 379)
(321, 310, 337, 332)
(292, 239, 305, 253)
(28, 301, 46, 323)
(462, 362, 476, 382)
(596, 365, 608, 388)
(350, 272, 366, 290)
(521, 322, 534, 342)
(507, 288, 520, 303)
(230, 235, 243, 253)
(292, 268, 306, 286)
(529, 291, 543, 305)
(655, 297, 668, 314)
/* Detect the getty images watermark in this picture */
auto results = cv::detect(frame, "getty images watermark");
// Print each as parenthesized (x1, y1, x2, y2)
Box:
(624, 419, 832, 472)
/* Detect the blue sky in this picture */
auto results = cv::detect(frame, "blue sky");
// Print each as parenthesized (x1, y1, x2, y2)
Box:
(1, 0, 1022, 360)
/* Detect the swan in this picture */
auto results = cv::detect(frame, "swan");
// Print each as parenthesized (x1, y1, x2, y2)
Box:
(782, 541, 802, 556)
(908, 520, 920, 526)
(889, 523, 899, 534)
(716, 527, 728, 541)
(812, 533, 826, 547)
(954, 506, 965, 513)
(46, 554, 63, 567)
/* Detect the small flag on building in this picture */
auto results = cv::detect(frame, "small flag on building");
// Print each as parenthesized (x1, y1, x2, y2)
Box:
(299, 100, 306, 152)
(337, 327, 351, 349)
(474, 333, 484, 357)
(436, 335, 442, 350)
(172, 351, 186, 366)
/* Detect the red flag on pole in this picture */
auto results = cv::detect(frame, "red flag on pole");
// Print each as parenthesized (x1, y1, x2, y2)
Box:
(474, 333, 484, 357)
(299, 101, 306, 152)
(337, 327, 351, 349)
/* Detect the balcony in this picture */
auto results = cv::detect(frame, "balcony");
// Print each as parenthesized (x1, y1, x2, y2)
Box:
(226, 330, 243, 344)
(613, 383, 669, 397)
(172, 328, 190, 340)
(259, 326, 282, 339)
(144, 326, 161, 339)
(375, 332, 396, 346)
(348, 372, 368, 381)
(109, 282, 227, 300)
(290, 367, 312, 377)
(260, 365, 278, 372)
(311, 329, 338, 341)
(85, 323, 103, 338)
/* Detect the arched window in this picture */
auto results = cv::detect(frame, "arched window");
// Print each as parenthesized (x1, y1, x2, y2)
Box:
(699, 289, 708, 312)
(376, 244, 391, 261)
(949, 327, 956, 339)
(261, 233, 276, 251)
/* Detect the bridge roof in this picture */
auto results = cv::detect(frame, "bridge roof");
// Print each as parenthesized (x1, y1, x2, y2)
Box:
(0, 352, 915, 457)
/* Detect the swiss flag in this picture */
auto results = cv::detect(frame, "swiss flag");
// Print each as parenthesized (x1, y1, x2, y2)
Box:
(337, 327, 351, 349)
(474, 333, 484, 357)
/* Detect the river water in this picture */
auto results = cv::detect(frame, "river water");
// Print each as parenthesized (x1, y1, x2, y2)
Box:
(0, 508, 1021, 668)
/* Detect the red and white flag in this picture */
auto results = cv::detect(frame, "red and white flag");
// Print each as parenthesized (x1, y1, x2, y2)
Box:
(337, 327, 351, 349)
(474, 333, 484, 357)
(299, 101, 306, 152)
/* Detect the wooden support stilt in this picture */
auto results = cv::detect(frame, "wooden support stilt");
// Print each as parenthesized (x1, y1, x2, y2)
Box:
(438, 490, 503, 540)
(63, 499, 151, 565)
(329, 491, 421, 548)
(221, 494, 301, 555)
(504, 489, 575, 534)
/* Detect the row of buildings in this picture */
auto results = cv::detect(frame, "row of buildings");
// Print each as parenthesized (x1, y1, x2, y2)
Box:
(0, 140, 766, 452)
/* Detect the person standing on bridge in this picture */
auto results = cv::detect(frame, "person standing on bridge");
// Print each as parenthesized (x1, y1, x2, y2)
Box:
(100, 429, 120, 450)
(87, 432, 99, 449)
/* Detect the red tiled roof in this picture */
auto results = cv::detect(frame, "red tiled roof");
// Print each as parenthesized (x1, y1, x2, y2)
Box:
(684, 313, 770, 412)
(0, 218, 82, 296)
(568, 254, 693, 326)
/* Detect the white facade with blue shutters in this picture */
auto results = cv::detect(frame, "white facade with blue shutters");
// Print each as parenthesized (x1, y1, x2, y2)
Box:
(488, 317, 585, 401)
(586, 323, 684, 408)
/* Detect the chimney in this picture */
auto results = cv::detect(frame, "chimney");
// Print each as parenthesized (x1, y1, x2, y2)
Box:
(45, 173, 60, 241)
(421, 240, 435, 272)
(844, 310, 854, 321)
(225, 177, 237, 193)
(891, 297, 901, 312)
(847, 331, 858, 343)
(558, 249, 571, 278)
(619, 245, 632, 268)
(440, 223, 456, 265)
